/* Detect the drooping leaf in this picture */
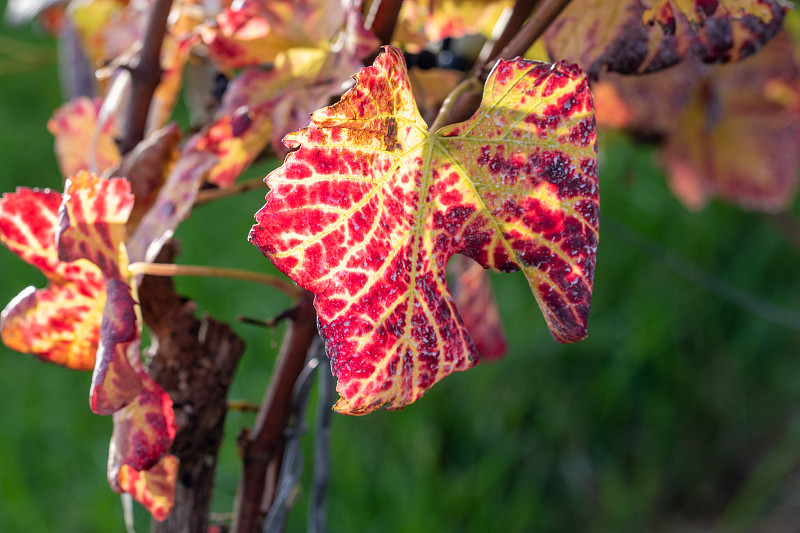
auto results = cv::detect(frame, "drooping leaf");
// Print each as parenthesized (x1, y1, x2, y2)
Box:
(447, 255, 507, 360)
(109, 373, 178, 520)
(594, 29, 800, 211)
(117, 454, 179, 522)
(250, 47, 598, 414)
(0, 187, 104, 370)
(58, 172, 140, 413)
(48, 97, 121, 178)
(545, 0, 786, 77)
(56, 172, 178, 518)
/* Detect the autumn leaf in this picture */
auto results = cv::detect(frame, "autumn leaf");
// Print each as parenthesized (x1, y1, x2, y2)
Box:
(57, 172, 178, 517)
(48, 97, 121, 178)
(0, 187, 104, 370)
(117, 454, 179, 522)
(545, 0, 786, 77)
(593, 29, 800, 211)
(193, 2, 378, 186)
(112, 122, 182, 230)
(250, 47, 598, 414)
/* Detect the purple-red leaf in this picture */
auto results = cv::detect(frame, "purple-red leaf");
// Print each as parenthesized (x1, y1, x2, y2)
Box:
(545, 0, 786, 77)
(0, 187, 105, 370)
(593, 29, 800, 211)
(250, 47, 598, 414)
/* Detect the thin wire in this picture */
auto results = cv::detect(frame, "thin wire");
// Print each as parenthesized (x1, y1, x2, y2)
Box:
(605, 217, 800, 332)
(309, 339, 334, 533)
(263, 339, 322, 532)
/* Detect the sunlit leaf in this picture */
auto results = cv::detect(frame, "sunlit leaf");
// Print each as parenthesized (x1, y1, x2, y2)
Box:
(0, 187, 104, 370)
(250, 47, 598, 414)
(117, 454, 179, 522)
(68, 0, 137, 73)
(110, 374, 178, 520)
(594, 30, 800, 211)
(57, 172, 177, 519)
(58, 172, 139, 413)
(194, 5, 378, 186)
(48, 97, 121, 178)
(546, 0, 786, 77)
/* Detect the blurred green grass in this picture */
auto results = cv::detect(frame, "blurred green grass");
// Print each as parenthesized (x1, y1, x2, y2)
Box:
(2, 13, 800, 533)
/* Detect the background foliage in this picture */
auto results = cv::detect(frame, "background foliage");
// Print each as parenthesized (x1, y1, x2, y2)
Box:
(3, 2, 800, 531)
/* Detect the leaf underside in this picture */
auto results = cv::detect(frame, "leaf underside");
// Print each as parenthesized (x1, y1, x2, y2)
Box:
(250, 46, 599, 415)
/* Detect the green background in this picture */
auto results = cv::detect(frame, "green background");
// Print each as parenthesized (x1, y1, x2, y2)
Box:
(2, 8, 800, 533)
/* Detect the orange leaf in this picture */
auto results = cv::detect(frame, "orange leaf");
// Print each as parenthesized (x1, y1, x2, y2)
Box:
(0, 187, 104, 370)
(250, 47, 598, 414)
(546, 0, 785, 77)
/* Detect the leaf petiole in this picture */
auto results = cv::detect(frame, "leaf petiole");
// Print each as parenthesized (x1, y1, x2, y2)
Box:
(128, 262, 301, 298)
(429, 77, 482, 132)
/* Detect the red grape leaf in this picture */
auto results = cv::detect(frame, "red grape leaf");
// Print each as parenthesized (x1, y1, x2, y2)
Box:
(250, 47, 598, 414)
(545, 0, 785, 77)
(117, 454, 179, 522)
(447, 255, 507, 360)
(0, 187, 104, 370)
(57, 172, 141, 413)
(47, 97, 121, 178)
(57, 172, 178, 518)
(594, 29, 800, 211)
